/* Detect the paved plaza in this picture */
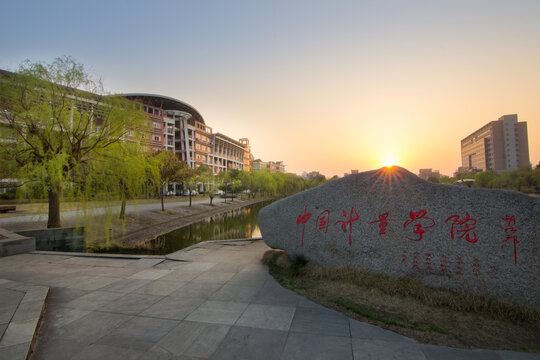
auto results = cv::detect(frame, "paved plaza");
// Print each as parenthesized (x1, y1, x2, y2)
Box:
(0, 240, 538, 359)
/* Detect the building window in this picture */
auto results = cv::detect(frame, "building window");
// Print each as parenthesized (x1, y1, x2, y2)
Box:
(152, 122, 161, 129)
(153, 135, 161, 141)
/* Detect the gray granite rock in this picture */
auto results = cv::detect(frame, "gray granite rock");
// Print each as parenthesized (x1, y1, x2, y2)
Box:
(259, 167, 540, 308)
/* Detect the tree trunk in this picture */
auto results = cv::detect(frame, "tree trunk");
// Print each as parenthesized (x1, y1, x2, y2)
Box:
(161, 189, 165, 211)
(189, 190, 192, 207)
(47, 187, 62, 228)
(209, 195, 214, 206)
(119, 191, 127, 219)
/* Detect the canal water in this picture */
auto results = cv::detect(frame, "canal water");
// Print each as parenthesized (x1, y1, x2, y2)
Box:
(32, 199, 272, 255)
(142, 199, 272, 255)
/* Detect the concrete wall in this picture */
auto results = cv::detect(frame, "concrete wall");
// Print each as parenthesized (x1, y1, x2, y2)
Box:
(15, 227, 85, 252)
(0, 227, 35, 257)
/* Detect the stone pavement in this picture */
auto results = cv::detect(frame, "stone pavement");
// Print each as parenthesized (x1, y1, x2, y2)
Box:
(0, 240, 538, 360)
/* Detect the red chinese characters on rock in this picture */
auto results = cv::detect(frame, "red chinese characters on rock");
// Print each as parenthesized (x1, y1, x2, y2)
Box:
(368, 212, 396, 235)
(445, 212, 478, 243)
(472, 257, 480, 276)
(425, 252, 433, 271)
(412, 251, 419, 269)
(456, 256, 464, 276)
(403, 210, 435, 241)
(334, 207, 360, 246)
(440, 255, 448, 273)
(296, 206, 312, 246)
(502, 215, 519, 265)
(315, 210, 331, 234)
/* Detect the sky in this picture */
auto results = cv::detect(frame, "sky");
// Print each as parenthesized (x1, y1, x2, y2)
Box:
(1, 0, 539, 177)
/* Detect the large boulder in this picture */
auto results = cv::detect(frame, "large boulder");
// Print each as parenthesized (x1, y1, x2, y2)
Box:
(259, 166, 540, 308)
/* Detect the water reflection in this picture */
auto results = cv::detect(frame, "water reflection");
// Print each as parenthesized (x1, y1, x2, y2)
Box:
(138, 200, 272, 255)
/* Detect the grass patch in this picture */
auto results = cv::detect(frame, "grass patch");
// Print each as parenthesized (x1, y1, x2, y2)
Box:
(262, 250, 540, 352)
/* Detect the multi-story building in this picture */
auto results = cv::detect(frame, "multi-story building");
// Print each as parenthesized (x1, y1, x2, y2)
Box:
(461, 114, 530, 172)
(303, 171, 320, 180)
(418, 169, 440, 181)
(123, 94, 250, 174)
(252, 159, 286, 173)
(239, 138, 252, 172)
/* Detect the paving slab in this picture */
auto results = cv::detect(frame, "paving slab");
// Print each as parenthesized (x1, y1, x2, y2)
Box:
(210, 326, 288, 360)
(151, 320, 230, 358)
(281, 332, 353, 360)
(98, 292, 163, 315)
(352, 339, 426, 360)
(132, 279, 187, 296)
(420, 344, 503, 360)
(0, 280, 48, 360)
(185, 300, 248, 325)
(97, 316, 179, 351)
(236, 303, 296, 331)
(290, 305, 351, 337)
(0, 240, 538, 360)
(141, 296, 205, 320)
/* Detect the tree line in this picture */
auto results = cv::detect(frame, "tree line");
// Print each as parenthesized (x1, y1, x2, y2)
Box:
(428, 165, 540, 193)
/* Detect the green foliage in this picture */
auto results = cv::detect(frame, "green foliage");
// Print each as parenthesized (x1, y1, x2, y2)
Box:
(450, 165, 539, 193)
(236, 170, 330, 198)
(88, 142, 148, 218)
(147, 151, 191, 210)
(0, 191, 16, 200)
(195, 164, 218, 205)
(0, 56, 147, 227)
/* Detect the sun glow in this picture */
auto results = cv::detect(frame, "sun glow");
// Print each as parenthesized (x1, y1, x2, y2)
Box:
(381, 158, 397, 168)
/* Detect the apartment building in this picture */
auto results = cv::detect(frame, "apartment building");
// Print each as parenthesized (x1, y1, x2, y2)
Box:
(461, 114, 530, 172)
(252, 159, 286, 173)
(418, 169, 440, 181)
(124, 94, 250, 174)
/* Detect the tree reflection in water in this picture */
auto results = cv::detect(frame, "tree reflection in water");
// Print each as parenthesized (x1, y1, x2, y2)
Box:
(146, 200, 273, 254)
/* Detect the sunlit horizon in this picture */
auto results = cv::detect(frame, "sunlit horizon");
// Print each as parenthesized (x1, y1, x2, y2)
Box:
(1, 1, 538, 178)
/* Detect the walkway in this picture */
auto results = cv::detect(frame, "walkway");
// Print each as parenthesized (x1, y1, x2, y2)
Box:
(0, 240, 538, 359)
(0, 198, 209, 225)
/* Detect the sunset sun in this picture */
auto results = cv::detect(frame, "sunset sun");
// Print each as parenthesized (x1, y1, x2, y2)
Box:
(381, 158, 397, 168)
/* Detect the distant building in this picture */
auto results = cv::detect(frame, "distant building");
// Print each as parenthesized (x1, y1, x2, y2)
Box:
(418, 169, 440, 181)
(303, 171, 321, 180)
(252, 159, 286, 173)
(460, 114, 530, 172)
(351, 170, 359, 174)
(239, 138, 252, 172)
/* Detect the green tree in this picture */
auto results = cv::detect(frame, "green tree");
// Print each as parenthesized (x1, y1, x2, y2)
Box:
(196, 164, 218, 205)
(438, 175, 455, 185)
(253, 170, 276, 196)
(148, 151, 190, 211)
(240, 171, 256, 199)
(474, 171, 498, 188)
(90, 142, 147, 219)
(0, 57, 146, 228)
(506, 165, 530, 191)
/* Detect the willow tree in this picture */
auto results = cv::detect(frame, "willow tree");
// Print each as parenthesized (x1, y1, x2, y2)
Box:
(147, 150, 191, 211)
(89, 142, 148, 219)
(0, 57, 146, 228)
(196, 164, 218, 205)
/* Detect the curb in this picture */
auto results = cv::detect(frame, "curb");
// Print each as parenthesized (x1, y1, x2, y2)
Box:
(0, 280, 49, 360)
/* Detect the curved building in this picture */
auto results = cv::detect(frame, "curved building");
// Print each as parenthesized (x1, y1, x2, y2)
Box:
(122, 93, 249, 174)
